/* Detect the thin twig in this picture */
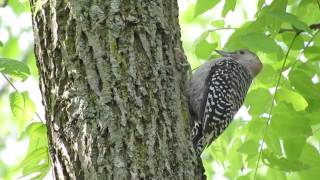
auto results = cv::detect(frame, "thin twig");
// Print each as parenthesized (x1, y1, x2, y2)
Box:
(1, 73, 18, 91)
(1, 72, 44, 123)
(208, 27, 237, 33)
(291, 30, 320, 70)
(279, 22, 320, 34)
(253, 33, 299, 180)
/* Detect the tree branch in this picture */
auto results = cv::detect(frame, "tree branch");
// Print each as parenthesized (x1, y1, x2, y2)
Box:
(279, 22, 320, 34)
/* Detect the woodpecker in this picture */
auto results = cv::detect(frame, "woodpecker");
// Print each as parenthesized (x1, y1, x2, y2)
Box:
(186, 49, 262, 155)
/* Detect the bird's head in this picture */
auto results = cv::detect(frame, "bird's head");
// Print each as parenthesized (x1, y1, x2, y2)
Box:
(215, 49, 263, 77)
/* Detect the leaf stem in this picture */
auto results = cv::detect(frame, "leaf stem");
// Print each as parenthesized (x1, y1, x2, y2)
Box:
(208, 27, 237, 33)
(290, 30, 320, 70)
(253, 33, 299, 180)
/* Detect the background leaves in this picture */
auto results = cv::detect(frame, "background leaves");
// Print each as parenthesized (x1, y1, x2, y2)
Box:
(180, 0, 320, 179)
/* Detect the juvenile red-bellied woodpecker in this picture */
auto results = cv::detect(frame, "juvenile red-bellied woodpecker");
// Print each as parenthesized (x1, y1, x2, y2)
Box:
(186, 49, 263, 155)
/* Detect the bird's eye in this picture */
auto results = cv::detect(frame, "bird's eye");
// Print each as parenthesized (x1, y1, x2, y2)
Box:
(239, 50, 245, 55)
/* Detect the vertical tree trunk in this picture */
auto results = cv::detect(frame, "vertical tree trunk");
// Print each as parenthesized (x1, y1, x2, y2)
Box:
(30, 0, 202, 179)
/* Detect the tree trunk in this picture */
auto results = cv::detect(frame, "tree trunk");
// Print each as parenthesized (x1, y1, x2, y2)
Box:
(30, 0, 203, 179)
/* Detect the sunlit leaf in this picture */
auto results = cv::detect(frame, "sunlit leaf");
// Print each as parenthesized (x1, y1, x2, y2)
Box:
(194, 0, 220, 18)
(255, 64, 278, 87)
(245, 88, 272, 115)
(276, 88, 308, 111)
(0, 58, 30, 81)
(271, 103, 312, 137)
(283, 136, 306, 160)
(304, 46, 320, 61)
(9, 91, 35, 120)
(237, 140, 258, 155)
(267, 11, 312, 33)
(289, 68, 320, 100)
(282, 33, 304, 50)
(18, 147, 50, 179)
(9, 0, 30, 14)
(211, 20, 225, 28)
(299, 143, 320, 167)
(9, 92, 36, 132)
(16, 123, 50, 179)
(222, 0, 237, 17)
(263, 150, 309, 171)
(298, 168, 320, 180)
(1, 37, 19, 58)
(9, 92, 24, 120)
(26, 122, 48, 153)
(240, 33, 279, 53)
(266, 169, 287, 180)
(194, 31, 218, 59)
(265, 130, 282, 155)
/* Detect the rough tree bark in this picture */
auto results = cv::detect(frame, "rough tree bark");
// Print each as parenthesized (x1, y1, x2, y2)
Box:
(30, 0, 203, 179)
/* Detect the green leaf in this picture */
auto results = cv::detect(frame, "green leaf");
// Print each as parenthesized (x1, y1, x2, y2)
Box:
(299, 168, 320, 180)
(289, 68, 320, 100)
(271, 103, 312, 137)
(211, 20, 225, 28)
(266, 169, 287, 180)
(194, 31, 218, 60)
(262, 150, 309, 171)
(0, 41, 3, 47)
(25, 122, 48, 153)
(237, 140, 258, 155)
(283, 136, 306, 160)
(0, 58, 30, 81)
(9, 92, 24, 120)
(269, 0, 288, 11)
(282, 33, 304, 50)
(240, 33, 279, 53)
(304, 46, 320, 61)
(222, 0, 237, 17)
(9, 0, 30, 14)
(247, 118, 265, 137)
(194, 0, 221, 18)
(255, 64, 278, 87)
(1, 37, 19, 58)
(299, 143, 320, 167)
(245, 88, 272, 115)
(257, 0, 265, 10)
(265, 131, 282, 155)
(17, 123, 50, 179)
(19, 147, 50, 179)
(276, 88, 308, 111)
(9, 92, 36, 131)
(267, 11, 312, 33)
(19, 148, 48, 172)
(9, 92, 35, 121)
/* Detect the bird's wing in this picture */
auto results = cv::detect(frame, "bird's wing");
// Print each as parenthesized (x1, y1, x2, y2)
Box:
(199, 59, 235, 145)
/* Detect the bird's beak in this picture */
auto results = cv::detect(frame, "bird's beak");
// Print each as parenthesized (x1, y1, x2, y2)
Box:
(214, 50, 233, 57)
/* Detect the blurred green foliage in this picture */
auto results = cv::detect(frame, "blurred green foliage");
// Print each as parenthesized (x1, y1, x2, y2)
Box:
(0, 1, 50, 179)
(180, 0, 320, 179)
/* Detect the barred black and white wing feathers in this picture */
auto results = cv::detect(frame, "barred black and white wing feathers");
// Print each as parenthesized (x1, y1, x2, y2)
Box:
(192, 58, 252, 153)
